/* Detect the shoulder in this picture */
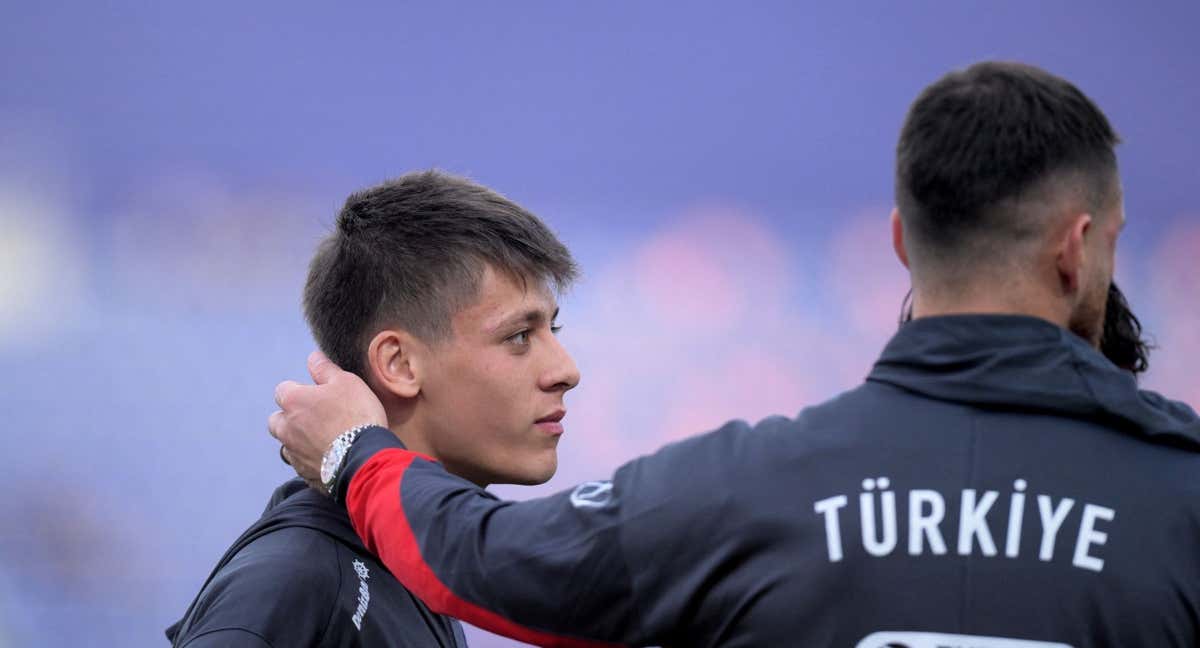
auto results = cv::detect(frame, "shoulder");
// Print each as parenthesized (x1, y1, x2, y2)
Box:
(178, 627, 274, 648)
(217, 526, 342, 595)
(179, 527, 342, 646)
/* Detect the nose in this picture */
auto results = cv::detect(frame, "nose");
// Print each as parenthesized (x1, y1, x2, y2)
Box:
(539, 333, 580, 393)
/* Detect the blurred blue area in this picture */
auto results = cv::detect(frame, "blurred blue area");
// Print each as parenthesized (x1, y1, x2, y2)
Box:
(1, 2, 1197, 646)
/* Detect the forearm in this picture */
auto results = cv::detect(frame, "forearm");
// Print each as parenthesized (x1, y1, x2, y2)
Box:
(341, 427, 632, 647)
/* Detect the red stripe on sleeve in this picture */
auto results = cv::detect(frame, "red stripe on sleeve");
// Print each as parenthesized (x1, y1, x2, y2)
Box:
(346, 449, 624, 648)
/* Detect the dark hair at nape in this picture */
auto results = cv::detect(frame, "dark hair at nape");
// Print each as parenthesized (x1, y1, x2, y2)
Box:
(895, 61, 1120, 271)
(303, 170, 578, 377)
(1100, 282, 1153, 375)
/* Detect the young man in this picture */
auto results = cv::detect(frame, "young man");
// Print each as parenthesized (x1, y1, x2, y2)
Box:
(168, 171, 579, 646)
(272, 63, 1200, 647)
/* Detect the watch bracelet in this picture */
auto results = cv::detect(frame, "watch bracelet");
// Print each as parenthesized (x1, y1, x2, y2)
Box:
(324, 423, 377, 498)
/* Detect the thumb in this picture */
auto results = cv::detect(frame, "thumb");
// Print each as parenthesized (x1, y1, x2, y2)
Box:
(307, 350, 340, 385)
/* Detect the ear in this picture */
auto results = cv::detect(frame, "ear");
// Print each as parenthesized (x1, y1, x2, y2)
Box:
(891, 208, 910, 269)
(365, 329, 424, 400)
(1055, 212, 1093, 295)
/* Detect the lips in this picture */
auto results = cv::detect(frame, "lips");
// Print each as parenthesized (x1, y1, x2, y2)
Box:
(535, 409, 566, 436)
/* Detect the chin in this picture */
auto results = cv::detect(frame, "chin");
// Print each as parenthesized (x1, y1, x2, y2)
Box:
(497, 456, 558, 486)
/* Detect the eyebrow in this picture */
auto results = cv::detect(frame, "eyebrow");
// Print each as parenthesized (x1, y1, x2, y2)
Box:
(491, 306, 559, 334)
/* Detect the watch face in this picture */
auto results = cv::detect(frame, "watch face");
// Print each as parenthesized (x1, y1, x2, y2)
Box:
(319, 429, 362, 493)
(320, 444, 343, 486)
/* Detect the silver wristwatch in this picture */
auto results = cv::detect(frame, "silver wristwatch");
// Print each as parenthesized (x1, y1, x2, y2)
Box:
(319, 424, 373, 497)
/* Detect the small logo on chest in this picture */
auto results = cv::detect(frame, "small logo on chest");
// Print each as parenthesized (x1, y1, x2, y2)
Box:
(351, 559, 371, 630)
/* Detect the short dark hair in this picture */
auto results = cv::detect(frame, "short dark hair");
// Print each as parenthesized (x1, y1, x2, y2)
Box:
(896, 61, 1120, 271)
(303, 170, 578, 377)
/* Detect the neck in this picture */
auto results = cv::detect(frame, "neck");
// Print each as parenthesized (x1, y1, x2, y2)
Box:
(382, 400, 437, 458)
(381, 400, 492, 488)
(911, 282, 1070, 330)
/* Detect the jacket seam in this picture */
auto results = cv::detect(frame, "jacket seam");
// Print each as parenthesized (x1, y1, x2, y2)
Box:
(958, 411, 980, 631)
(318, 532, 344, 646)
(179, 626, 275, 648)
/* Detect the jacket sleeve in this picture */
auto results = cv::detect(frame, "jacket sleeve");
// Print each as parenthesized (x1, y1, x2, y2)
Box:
(340, 421, 758, 647)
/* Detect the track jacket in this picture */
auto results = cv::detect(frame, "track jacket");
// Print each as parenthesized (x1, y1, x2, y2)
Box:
(333, 315, 1200, 647)
(166, 478, 467, 647)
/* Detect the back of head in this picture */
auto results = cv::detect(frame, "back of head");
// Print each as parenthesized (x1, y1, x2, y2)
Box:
(895, 61, 1120, 286)
(303, 170, 577, 377)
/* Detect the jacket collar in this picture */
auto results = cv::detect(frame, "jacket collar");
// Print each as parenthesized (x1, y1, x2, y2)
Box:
(868, 314, 1200, 450)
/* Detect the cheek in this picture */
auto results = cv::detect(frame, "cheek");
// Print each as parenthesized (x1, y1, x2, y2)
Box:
(432, 367, 547, 468)
(434, 355, 521, 420)
(428, 346, 565, 480)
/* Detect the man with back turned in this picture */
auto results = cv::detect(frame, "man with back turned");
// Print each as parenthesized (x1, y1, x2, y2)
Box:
(271, 62, 1200, 647)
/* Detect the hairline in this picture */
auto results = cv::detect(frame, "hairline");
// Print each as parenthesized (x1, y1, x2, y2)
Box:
(902, 161, 1120, 278)
(367, 257, 569, 350)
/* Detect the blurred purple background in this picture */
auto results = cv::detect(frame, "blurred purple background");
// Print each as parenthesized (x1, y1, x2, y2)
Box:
(1, 2, 1197, 646)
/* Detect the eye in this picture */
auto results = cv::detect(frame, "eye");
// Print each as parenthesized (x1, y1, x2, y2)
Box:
(507, 330, 530, 346)
(551, 323, 563, 335)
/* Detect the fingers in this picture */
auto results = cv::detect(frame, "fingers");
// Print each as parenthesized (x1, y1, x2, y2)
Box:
(271, 410, 317, 481)
(268, 409, 285, 441)
(275, 380, 302, 409)
(308, 350, 336, 385)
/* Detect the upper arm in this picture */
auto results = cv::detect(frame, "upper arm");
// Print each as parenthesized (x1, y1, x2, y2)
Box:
(612, 419, 765, 643)
(175, 528, 340, 647)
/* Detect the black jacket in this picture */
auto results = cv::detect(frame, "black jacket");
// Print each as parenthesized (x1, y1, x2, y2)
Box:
(334, 315, 1200, 647)
(167, 479, 467, 647)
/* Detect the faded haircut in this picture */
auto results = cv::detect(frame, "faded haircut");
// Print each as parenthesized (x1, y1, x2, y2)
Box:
(303, 170, 578, 377)
(896, 61, 1120, 276)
